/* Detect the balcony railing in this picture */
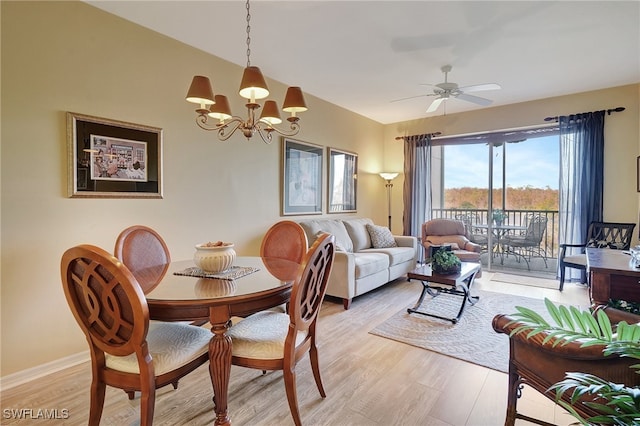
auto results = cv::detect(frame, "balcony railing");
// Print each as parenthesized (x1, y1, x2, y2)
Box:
(431, 208, 559, 277)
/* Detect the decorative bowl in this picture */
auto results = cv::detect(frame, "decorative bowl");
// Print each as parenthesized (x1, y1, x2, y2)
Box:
(194, 243, 236, 273)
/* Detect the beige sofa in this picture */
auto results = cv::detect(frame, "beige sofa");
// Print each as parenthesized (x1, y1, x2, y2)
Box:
(298, 217, 418, 309)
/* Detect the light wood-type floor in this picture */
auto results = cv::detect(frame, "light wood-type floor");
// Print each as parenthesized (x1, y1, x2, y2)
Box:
(1, 272, 590, 425)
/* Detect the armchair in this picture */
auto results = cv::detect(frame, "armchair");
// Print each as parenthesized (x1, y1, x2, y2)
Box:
(558, 221, 636, 291)
(492, 306, 640, 425)
(422, 218, 482, 275)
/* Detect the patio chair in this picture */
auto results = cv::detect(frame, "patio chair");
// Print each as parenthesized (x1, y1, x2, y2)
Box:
(455, 213, 489, 250)
(558, 221, 636, 291)
(500, 214, 548, 271)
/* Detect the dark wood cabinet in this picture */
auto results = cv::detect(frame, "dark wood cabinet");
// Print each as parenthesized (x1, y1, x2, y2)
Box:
(587, 248, 640, 306)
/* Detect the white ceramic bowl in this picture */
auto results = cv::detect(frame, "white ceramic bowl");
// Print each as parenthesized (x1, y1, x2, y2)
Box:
(194, 243, 236, 273)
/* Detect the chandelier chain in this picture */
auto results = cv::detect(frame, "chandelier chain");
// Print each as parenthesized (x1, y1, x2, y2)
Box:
(245, 0, 251, 67)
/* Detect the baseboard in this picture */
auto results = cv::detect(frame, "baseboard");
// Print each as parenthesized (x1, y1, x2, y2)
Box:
(0, 351, 89, 391)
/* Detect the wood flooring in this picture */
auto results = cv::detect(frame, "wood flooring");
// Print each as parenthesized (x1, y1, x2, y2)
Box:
(0, 272, 590, 425)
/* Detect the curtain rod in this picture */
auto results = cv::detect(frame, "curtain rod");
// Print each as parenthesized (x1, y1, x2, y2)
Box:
(395, 131, 442, 140)
(544, 106, 625, 122)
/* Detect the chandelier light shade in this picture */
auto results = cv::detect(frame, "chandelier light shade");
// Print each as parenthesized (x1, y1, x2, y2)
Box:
(186, 76, 215, 107)
(185, 0, 308, 143)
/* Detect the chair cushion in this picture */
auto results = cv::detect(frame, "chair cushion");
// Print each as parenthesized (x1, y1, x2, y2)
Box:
(105, 322, 211, 375)
(563, 254, 587, 267)
(343, 218, 374, 251)
(366, 224, 397, 248)
(227, 311, 306, 360)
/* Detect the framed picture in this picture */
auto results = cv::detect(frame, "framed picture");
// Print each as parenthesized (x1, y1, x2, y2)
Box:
(67, 112, 163, 198)
(327, 148, 358, 213)
(281, 138, 323, 215)
(637, 156, 640, 192)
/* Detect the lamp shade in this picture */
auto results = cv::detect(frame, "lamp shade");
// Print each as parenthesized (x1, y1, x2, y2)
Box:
(379, 172, 399, 181)
(208, 95, 232, 121)
(186, 75, 215, 105)
(239, 66, 269, 101)
(282, 86, 308, 112)
(259, 100, 282, 125)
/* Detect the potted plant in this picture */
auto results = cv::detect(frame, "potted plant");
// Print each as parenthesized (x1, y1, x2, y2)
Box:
(509, 299, 640, 425)
(431, 249, 461, 274)
(492, 209, 507, 225)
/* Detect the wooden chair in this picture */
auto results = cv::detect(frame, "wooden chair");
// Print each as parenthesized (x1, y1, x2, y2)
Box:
(114, 225, 171, 293)
(261, 220, 309, 263)
(227, 232, 335, 426)
(493, 306, 640, 426)
(61, 244, 212, 426)
(558, 221, 636, 291)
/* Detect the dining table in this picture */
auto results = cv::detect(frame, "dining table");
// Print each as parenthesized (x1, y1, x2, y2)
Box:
(474, 223, 527, 260)
(144, 256, 301, 426)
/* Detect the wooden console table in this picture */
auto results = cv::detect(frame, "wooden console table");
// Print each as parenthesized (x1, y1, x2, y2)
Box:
(587, 248, 640, 306)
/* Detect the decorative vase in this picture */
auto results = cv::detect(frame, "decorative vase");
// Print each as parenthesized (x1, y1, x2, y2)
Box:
(194, 243, 236, 273)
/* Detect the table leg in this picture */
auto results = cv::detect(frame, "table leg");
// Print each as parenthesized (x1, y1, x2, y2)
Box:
(209, 315, 232, 426)
(407, 271, 479, 324)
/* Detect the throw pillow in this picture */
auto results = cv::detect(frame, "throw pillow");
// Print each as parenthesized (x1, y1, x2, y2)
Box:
(366, 224, 397, 248)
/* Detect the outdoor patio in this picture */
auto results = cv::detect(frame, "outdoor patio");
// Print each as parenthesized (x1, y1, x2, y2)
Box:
(480, 251, 559, 280)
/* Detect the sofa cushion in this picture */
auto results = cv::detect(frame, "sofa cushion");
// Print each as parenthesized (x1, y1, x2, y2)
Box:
(366, 224, 398, 248)
(299, 219, 353, 253)
(364, 247, 415, 266)
(354, 253, 389, 278)
(343, 218, 373, 251)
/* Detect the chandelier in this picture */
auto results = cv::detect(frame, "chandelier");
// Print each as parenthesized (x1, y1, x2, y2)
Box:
(185, 0, 308, 144)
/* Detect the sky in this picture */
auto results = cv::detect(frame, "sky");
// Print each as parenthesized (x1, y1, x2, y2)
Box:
(443, 135, 559, 190)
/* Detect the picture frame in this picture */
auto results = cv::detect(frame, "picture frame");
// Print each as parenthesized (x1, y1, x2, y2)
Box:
(67, 112, 163, 198)
(327, 148, 358, 213)
(637, 156, 640, 192)
(281, 138, 323, 215)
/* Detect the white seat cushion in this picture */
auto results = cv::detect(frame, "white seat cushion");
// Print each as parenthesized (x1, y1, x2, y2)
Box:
(563, 254, 587, 267)
(227, 311, 307, 360)
(106, 322, 211, 375)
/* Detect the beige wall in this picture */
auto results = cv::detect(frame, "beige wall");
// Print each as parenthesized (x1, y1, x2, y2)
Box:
(0, 1, 385, 376)
(2, 1, 639, 378)
(382, 84, 640, 233)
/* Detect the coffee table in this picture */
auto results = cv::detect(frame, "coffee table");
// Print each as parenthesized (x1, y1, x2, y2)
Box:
(407, 262, 481, 324)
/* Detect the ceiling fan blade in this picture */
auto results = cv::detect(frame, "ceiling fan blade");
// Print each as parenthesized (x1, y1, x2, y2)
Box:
(426, 97, 446, 113)
(458, 83, 501, 92)
(390, 93, 435, 103)
(456, 93, 493, 106)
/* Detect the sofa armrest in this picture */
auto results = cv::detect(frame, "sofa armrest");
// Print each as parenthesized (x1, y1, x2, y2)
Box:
(394, 235, 417, 249)
(324, 251, 356, 300)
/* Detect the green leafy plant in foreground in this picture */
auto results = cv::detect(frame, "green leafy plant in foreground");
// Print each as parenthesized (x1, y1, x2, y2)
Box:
(509, 298, 640, 425)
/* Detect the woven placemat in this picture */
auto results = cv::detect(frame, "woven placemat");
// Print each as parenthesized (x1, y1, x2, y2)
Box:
(173, 266, 260, 280)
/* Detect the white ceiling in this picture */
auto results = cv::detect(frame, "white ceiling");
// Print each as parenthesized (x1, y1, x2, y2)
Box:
(86, 1, 640, 125)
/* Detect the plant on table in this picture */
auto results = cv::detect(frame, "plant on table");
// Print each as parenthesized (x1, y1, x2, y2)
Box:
(431, 249, 461, 274)
(492, 209, 507, 225)
(509, 299, 640, 425)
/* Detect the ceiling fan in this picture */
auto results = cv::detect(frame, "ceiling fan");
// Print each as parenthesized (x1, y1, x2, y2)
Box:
(393, 65, 501, 113)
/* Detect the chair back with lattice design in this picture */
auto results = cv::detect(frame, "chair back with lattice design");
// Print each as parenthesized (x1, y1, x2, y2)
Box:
(288, 233, 335, 336)
(523, 214, 548, 244)
(62, 244, 148, 358)
(114, 225, 171, 293)
(585, 222, 636, 250)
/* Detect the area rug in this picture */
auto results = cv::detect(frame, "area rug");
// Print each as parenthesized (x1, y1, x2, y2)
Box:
(491, 272, 559, 289)
(369, 289, 553, 373)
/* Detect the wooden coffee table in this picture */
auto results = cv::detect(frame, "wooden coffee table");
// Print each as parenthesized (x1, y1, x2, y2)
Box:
(407, 262, 481, 324)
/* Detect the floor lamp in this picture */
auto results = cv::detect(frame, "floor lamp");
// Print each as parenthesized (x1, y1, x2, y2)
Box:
(379, 173, 399, 230)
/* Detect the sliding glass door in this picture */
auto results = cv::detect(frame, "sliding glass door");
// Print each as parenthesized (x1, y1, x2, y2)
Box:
(432, 131, 559, 274)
